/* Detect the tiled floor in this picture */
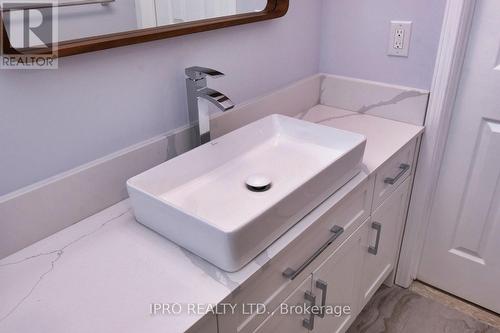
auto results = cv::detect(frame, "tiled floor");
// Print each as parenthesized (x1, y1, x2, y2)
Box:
(347, 283, 500, 333)
(409, 282, 500, 330)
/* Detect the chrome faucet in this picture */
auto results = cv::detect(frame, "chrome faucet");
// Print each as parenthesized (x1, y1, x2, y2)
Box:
(185, 66, 235, 146)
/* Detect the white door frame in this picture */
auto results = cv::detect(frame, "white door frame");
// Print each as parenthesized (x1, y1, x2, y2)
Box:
(395, 0, 478, 287)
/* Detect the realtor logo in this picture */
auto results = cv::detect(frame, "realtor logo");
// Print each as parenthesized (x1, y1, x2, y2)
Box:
(0, 1, 58, 69)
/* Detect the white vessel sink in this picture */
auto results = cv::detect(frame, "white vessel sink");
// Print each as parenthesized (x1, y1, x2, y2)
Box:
(127, 114, 366, 271)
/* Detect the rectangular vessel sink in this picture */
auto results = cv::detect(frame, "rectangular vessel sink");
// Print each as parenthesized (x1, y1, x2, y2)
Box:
(127, 114, 366, 271)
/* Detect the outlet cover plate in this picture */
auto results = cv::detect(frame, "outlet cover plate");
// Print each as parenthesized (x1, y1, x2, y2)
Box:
(388, 21, 412, 57)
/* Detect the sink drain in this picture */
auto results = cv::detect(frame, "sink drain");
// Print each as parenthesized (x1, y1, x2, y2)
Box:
(245, 175, 272, 192)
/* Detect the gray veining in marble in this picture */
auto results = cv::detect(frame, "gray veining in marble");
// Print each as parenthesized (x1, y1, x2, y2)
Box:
(0, 209, 131, 323)
(0, 251, 61, 322)
(355, 90, 427, 114)
(318, 74, 429, 125)
(297, 110, 360, 125)
(348, 286, 500, 333)
(315, 113, 361, 124)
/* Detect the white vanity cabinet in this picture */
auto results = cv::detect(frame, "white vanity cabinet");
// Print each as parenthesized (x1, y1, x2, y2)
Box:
(253, 220, 368, 333)
(358, 177, 412, 309)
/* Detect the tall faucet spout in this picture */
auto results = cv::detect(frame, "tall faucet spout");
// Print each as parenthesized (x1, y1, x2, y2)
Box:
(197, 88, 235, 112)
(185, 66, 235, 147)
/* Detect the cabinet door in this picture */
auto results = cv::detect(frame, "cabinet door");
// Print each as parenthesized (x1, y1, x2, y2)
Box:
(253, 276, 312, 333)
(359, 177, 411, 309)
(311, 221, 367, 333)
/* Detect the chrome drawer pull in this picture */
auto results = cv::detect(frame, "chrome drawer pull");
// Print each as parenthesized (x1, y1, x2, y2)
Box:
(368, 222, 382, 255)
(283, 225, 344, 280)
(303, 291, 316, 330)
(315, 279, 328, 318)
(384, 163, 410, 185)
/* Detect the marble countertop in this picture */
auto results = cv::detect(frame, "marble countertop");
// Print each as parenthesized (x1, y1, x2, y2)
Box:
(298, 105, 424, 173)
(0, 105, 423, 333)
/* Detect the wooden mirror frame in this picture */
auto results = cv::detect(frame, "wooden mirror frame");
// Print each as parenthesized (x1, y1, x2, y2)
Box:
(1, 0, 288, 58)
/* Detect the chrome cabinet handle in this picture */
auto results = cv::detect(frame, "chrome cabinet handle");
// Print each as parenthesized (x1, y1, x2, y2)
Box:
(384, 163, 410, 185)
(315, 280, 328, 318)
(2, 0, 114, 10)
(283, 226, 344, 280)
(303, 291, 316, 330)
(368, 222, 382, 255)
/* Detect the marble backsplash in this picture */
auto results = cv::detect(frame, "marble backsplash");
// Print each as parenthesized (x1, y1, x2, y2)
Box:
(320, 74, 429, 126)
(0, 73, 429, 259)
(212, 74, 429, 140)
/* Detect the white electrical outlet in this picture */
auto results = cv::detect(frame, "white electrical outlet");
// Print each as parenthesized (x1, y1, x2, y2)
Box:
(388, 21, 412, 57)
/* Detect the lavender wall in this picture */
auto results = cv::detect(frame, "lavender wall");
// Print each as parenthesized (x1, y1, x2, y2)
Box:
(0, 0, 322, 196)
(0, 0, 447, 196)
(319, 0, 446, 90)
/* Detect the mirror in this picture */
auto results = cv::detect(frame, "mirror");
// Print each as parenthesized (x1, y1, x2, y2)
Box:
(0, 0, 288, 58)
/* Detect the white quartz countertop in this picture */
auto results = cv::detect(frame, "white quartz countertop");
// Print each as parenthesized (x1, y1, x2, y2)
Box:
(0, 105, 423, 333)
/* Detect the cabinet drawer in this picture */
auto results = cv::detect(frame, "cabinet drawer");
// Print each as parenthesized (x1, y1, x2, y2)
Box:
(373, 139, 416, 209)
(218, 177, 374, 333)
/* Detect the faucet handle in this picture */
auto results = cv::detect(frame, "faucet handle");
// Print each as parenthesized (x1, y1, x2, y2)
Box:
(185, 66, 225, 80)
